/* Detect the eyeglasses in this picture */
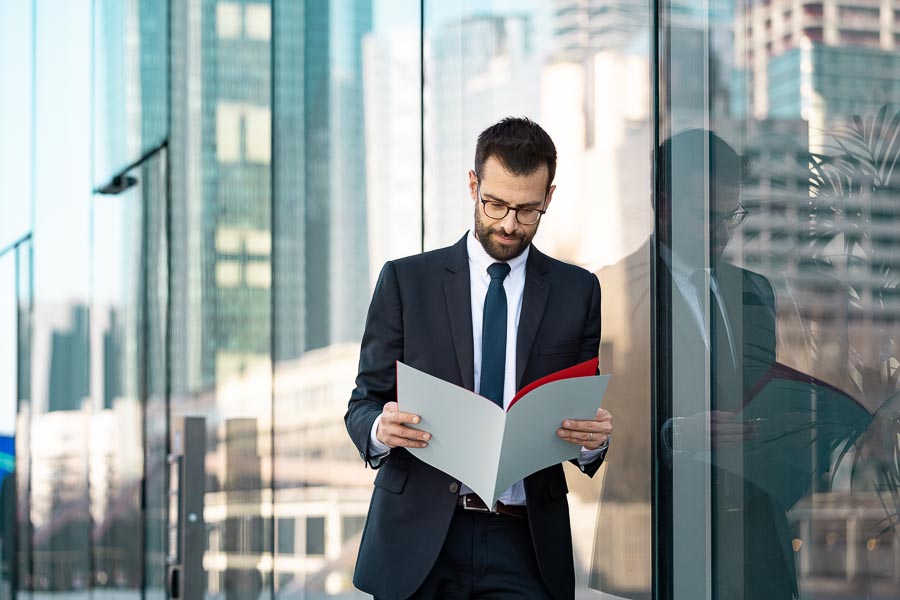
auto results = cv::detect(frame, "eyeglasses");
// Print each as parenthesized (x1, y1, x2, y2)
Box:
(477, 181, 547, 226)
(723, 204, 749, 229)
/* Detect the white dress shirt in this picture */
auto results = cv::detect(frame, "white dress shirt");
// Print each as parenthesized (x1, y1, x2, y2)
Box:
(661, 246, 737, 370)
(369, 231, 605, 505)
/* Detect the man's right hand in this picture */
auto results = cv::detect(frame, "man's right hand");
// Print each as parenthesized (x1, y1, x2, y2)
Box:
(376, 402, 431, 449)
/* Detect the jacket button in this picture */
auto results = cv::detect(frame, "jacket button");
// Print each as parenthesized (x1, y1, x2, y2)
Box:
(449, 482, 459, 493)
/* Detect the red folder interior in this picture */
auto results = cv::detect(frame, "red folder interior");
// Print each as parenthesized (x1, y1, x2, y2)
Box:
(508, 357, 599, 411)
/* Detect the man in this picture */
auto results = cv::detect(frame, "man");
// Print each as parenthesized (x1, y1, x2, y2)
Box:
(345, 117, 613, 599)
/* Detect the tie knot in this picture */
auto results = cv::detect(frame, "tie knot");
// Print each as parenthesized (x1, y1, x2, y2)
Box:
(487, 262, 511, 281)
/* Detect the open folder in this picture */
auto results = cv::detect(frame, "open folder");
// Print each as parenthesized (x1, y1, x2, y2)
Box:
(397, 358, 610, 508)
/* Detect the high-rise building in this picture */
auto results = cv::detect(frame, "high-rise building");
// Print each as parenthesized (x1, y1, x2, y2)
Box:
(273, 0, 374, 360)
(735, 0, 900, 121)
(729, 2, 900, 407)
(553, 0, 649, 60)
(169, 0, 374, 389)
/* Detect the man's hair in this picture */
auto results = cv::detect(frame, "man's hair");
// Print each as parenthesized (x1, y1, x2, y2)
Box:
(655, 129, 747, 203)
(474, 117, 557, 191)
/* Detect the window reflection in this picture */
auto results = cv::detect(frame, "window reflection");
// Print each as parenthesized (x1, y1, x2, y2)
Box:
(663, 0, 900, 593)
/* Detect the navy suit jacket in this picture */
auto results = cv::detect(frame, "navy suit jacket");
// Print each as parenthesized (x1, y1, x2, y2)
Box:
(345, 233, 604, 599)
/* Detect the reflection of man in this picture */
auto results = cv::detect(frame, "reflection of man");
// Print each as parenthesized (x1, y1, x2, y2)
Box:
(657, 131, 793, 600)
(346, 117, 613, 599)
(593, 130, 790, 599)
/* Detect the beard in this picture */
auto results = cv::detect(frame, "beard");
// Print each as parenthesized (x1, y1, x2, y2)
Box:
(474, 210, 534, 261)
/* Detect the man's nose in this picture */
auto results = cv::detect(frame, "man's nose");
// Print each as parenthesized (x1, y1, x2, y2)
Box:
(498, 210, 519, 232)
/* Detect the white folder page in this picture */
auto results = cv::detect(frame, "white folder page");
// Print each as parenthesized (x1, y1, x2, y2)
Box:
(397, 360, 609, 508)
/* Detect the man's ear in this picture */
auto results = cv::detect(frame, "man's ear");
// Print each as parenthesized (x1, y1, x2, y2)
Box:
(543, 184, 557, 212)
(468, 170, 479, 201)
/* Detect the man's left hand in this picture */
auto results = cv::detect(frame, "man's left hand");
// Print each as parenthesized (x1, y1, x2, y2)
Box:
(557, 408, 612, 451)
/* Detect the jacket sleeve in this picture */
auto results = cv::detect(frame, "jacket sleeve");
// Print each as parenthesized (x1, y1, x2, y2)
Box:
(573, 273, 607, 477)
(345, 261, 404, 467)
(577, 273, 602, 364)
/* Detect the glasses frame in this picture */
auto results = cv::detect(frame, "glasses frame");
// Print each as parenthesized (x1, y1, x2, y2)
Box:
(476, 180, 548, 226)
(723, 203, 749, 229)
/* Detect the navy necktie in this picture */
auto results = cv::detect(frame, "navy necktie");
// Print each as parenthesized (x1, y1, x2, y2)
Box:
(480, 262, 511, 408)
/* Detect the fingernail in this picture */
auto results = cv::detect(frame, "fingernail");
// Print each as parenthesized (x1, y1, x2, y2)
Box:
(557, 429, 565, 436)
(564, 421, 572, 427)
(423, 433, 431, 440)
(413, 416, 419, 424)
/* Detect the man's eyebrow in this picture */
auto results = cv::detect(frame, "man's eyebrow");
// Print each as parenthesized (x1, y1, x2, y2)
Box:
(482, 192, 544, 209)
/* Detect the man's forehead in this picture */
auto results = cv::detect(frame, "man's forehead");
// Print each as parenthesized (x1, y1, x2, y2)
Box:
(480, 156, 549, 189)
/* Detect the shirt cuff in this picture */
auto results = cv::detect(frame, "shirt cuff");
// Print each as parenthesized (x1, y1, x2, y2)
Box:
(367, 414, 391, 467)
(578, 436, 610, 466)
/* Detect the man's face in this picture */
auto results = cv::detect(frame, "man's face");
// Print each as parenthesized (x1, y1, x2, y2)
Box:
(663, 178, 742, 259)
(468, 156, 555, 261)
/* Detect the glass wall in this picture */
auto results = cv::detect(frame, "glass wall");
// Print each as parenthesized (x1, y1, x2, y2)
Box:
(92, 0, 169, 185)
(3, 0, 899, 598)
(424, 1, 654, 597)
(270, 1, 422, 595)
(660, 0, 900, 597)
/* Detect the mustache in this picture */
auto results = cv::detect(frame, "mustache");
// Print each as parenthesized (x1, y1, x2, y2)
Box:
(490, 228, 526, 240)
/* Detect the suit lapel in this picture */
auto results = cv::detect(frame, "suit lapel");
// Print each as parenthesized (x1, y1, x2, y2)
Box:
(516, 247, 551, 389)
(443, 235, 475, 391)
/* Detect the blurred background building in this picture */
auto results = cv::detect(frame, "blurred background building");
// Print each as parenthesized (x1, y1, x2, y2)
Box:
(0, 0, 898, 599)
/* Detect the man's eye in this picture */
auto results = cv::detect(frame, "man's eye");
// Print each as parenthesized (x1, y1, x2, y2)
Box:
(489, 202, 506, 209)
(519, 209, 538, 218)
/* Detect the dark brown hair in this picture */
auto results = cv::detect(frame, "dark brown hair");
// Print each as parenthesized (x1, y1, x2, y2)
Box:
(474, 117, 557, 192)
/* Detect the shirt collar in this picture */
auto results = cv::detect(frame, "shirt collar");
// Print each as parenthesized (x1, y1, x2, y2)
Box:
(659, 243, 704, 285)
(466, 230, 530, 278)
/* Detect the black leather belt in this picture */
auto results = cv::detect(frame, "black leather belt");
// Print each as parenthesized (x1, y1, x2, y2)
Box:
(456, 494, 527, 519)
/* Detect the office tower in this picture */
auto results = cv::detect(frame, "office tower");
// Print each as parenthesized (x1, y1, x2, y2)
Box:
(553, 0, 649, 61)
(273, 0, 374, 361)
(735, 0, 900, 121)
(47, 306, 89, 413)
(730, 2, 900, 407)
(169, 0, 372, 386)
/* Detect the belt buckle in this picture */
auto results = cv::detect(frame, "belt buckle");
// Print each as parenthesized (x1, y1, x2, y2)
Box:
(461, 495, 494, 514)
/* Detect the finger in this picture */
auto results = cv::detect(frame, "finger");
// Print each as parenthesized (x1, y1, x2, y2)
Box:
(384, 410, 423, 425)
(385, 433, 429, 449)
(557, 428, 609, 444)
(386, 423, 431, 442)
(383, 401, 399, 413)
(561, 419, 603, 432)
(594, 408, 612, 421)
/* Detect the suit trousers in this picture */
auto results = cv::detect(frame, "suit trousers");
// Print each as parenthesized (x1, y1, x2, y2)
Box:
(377, 508, 555, 599)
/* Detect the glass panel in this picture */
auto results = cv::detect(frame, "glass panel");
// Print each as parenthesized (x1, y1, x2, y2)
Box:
(663, 0, 900, 597)
(170, 0, 274, 596)
(89, 169, 144, 596)
(0, 252, 17, 598)
(16, 241, 33, 598)
(92, 0, 169, 187)
(0, 0, 34, 250)
(271, 0, 421, 596)
(143, 151, 168, 600)
(424, 2, 653, 597)
(29, 1, 93, 594)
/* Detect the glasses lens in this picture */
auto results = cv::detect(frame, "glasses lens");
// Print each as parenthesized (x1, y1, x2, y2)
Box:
(483, 201, 508, 220)
(516, 209, 541, 225)
(725, 210, 747, 229)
